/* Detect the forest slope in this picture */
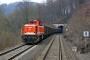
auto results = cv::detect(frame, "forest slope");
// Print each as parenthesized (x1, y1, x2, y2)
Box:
(65, 0, 90, 52)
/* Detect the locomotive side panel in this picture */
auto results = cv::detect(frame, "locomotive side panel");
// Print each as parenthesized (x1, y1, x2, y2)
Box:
(37, 26, 44, 35)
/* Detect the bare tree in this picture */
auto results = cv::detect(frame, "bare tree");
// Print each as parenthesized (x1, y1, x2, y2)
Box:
(16, 0, 31, 24)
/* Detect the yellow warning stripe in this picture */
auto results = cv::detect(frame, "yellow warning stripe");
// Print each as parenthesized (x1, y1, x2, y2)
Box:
(34, 36, 40, 43)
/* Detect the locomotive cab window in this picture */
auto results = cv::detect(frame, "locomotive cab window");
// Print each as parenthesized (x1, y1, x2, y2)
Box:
(40, 22, 43, 26)
(30, 21, 36, 24)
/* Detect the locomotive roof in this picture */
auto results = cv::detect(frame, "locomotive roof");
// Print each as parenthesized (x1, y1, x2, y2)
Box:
(30, 19, 39, 21)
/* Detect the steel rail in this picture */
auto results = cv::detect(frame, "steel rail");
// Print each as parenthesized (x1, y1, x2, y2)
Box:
(0, 44, 25, 56)
(59, 35, 62, 60)
(8, 45, 34, 60)
(37, 35, 56, 60)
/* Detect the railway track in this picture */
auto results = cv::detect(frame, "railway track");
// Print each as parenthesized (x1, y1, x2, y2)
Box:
(0, 44, 25, 56)
(0, 44, 34, 60)
(37, 34, 62, 60)
(0, 34, 63, 60)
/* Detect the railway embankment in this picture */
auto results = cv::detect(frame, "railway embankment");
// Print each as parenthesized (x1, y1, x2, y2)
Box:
(61, 35, 90, 60)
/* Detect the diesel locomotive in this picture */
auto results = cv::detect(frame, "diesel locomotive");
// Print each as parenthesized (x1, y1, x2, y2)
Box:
(21, 20, 61, 44)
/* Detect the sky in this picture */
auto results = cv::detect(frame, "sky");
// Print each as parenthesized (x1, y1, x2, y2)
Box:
(0, 0, 43, 4)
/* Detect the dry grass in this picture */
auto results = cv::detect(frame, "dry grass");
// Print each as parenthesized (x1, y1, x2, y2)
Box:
(0, 30, 22, 51)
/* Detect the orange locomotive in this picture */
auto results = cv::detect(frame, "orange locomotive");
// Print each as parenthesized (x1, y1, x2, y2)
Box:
(21, 20, 61, 44)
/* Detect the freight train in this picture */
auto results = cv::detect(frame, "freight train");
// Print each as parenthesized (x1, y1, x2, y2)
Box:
(21, 20, 62, 44)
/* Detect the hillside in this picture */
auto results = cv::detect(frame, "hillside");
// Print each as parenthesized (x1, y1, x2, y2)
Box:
(64, 0, 90, 53)
(1, 2, 37, 14)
